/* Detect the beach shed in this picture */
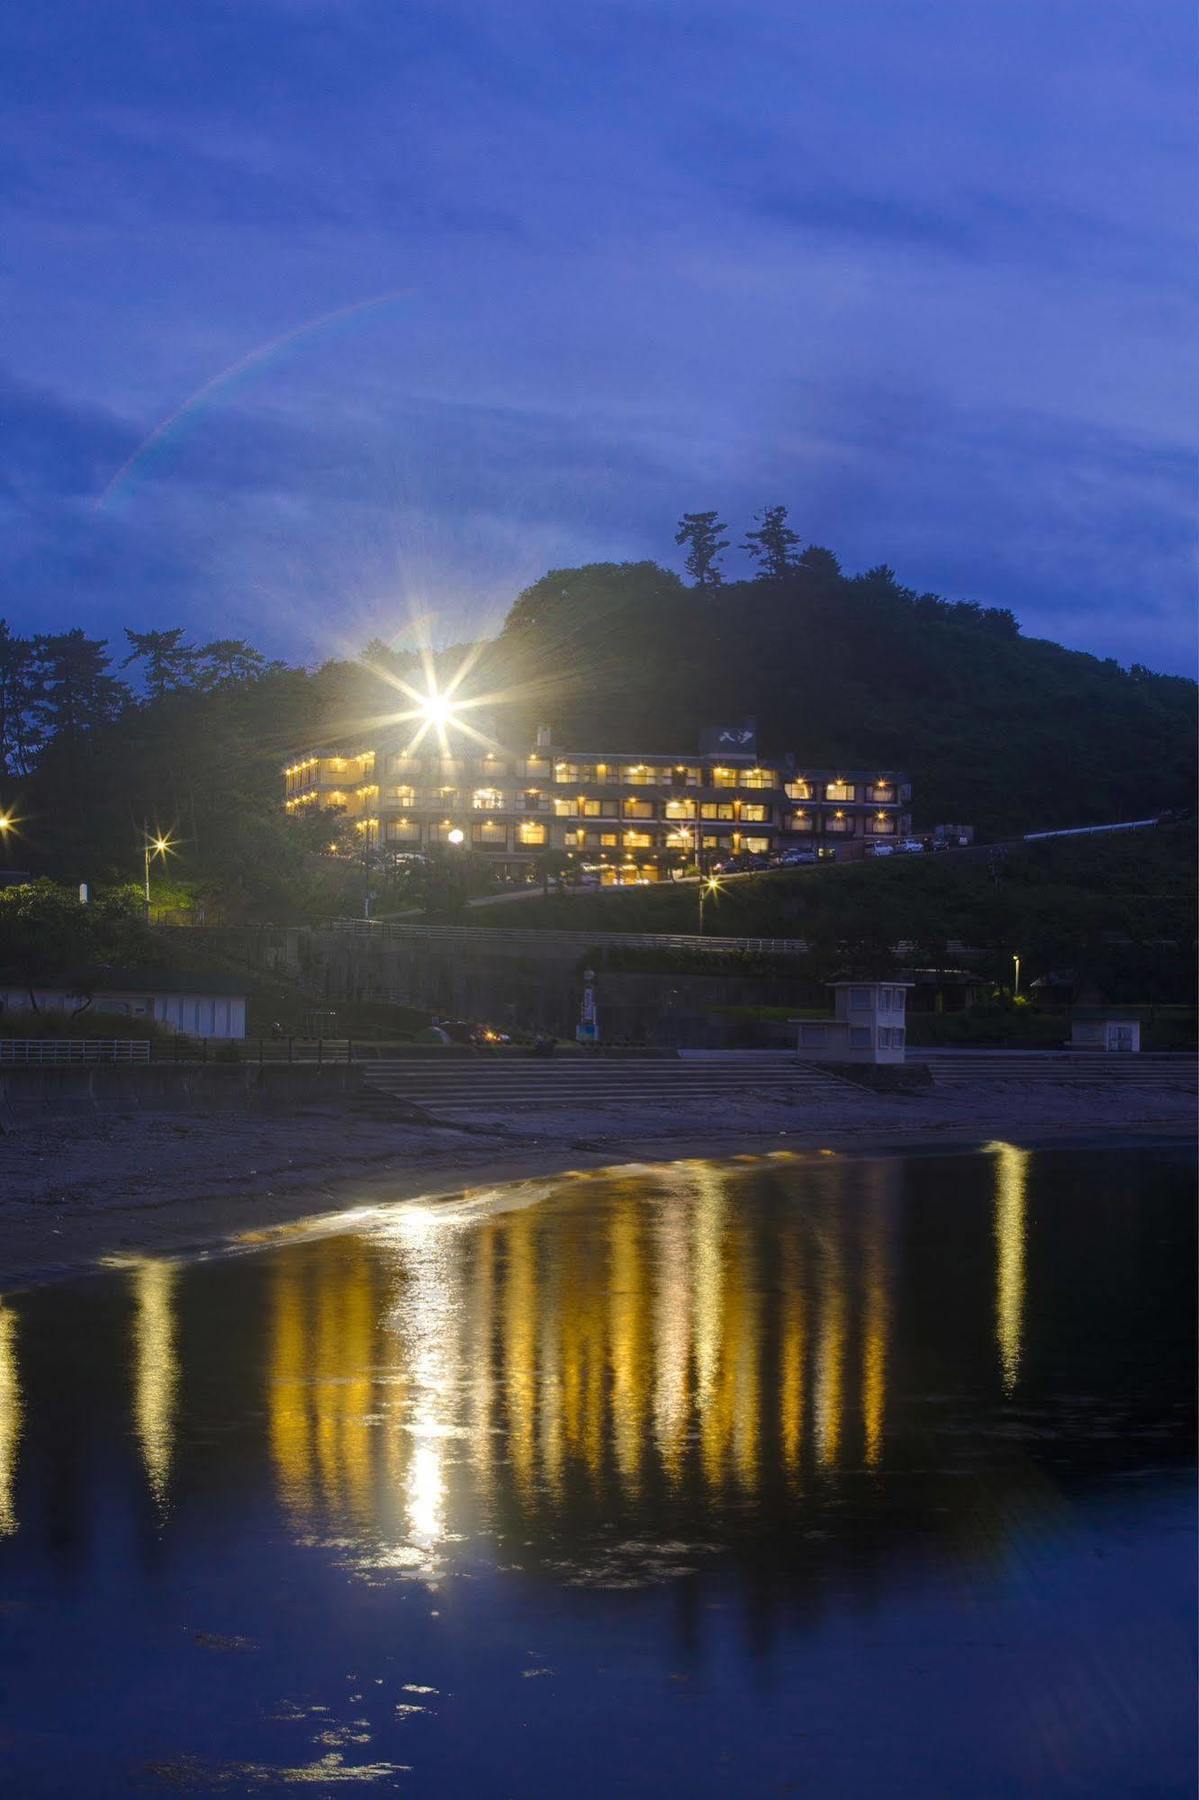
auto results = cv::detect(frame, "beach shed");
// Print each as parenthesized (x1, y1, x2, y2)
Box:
(1069, 1017, 1141, 1054)
(794, 980, 914, 1065)
(0, 971, 249, 1039)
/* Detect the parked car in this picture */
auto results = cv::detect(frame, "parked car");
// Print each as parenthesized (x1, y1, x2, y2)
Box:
(776, 848, 818, 866)
(896, 838, 926, 854)
(866, 841, 896, 857)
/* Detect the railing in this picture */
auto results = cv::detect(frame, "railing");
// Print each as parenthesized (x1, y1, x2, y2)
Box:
(320, 918, 809, 955)
(0, 1039, 151, 1065)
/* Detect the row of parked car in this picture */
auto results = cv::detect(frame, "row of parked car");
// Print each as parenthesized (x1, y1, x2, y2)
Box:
(710, 848, 820, 874)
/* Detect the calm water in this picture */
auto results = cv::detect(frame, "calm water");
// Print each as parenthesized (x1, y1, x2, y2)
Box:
(0, 1144, 1193, 1797)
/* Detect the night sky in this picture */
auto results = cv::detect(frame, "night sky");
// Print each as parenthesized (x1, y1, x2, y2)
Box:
(3, 1, 1194, 672)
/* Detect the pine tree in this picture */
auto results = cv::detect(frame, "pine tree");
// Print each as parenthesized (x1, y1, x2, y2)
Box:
(674, 512, 729, 588)
(743, 505, 801, 580)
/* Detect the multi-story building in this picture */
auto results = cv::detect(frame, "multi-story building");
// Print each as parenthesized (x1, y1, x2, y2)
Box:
(283, 724, 911, 883)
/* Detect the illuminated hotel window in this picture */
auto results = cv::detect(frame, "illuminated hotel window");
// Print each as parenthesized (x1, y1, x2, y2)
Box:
(742, 835, 770, 854)
(472, 821, 507, 846)
(785, 779, 814, 801)
(701, 834, 719, 850)
(622, 799, 654, 819)
(739, 802, 769, 823)
(664, 798, 697, 819)
(620, 764, 656, 785)
(525, 756, 551, 779)
(825, 813, 853, 833)
(517, 820, 547, 846)
(867, 814, 896, 835)
(581, 799, 615, 818)
(789, 811, 813, 832)
(472, 788, 505, 810)
(825, 780, 856, 802)
(742, 768, 778, 789)
(623, 830, 653, 849)
(600, 832, 618, 847)
(701, 801, 735, 820)
(867, 782, 896, 804)
(711, 767, 738, 788)
(553, 798, 579, 817)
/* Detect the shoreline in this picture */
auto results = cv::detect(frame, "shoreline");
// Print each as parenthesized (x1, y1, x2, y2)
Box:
(1, 1081, 1194, 1289)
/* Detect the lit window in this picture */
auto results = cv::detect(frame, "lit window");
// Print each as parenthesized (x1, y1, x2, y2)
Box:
(517, 821, 546, 846)
(742, 836, 770, 854)
(789, 812, 813, 832)
(701, 802, 735, 820)
(664, 799, 696, 819)
(553, 798, 578, 817)
(472, 787, 505, 811)
(623, 799, 654, 819)
(825, 780, 856, 802)
(623, 830, 653, 849)
(472, 821, 507, 846)
(739, 803, 769, 823)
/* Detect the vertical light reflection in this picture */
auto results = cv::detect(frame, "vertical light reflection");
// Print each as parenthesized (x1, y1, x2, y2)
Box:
(269, 1253, 315, 1520)
(653, 1186, 692, 1483)
(387, 1210, 461, 1546)
(609, 1189, 648, 1496)
(468, 1226, 497, 1504)
(0, 1301, 21, 1536)
(860, 1174, 893, 1470)
(813, 1219, 846, 1469)
(502, 1211, 537, 1504)
(537, 1219, 564, 1502)
(692, 1163, 728, 1486)
(992, 1142, 1030, 1395)
(778, 1234, 805, 1486)
(730, 1230, 760, 1491)
(131, 1259, 178, 1512)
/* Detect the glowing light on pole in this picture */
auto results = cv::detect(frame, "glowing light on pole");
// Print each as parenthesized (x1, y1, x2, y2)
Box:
(698, 873, 723, 935)
(143, 827, 175, 915)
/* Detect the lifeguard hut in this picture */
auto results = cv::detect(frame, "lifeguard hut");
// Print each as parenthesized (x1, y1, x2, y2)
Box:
(794, 980, 914, 1065)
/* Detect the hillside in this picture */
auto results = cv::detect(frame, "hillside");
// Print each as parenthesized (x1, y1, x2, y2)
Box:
(459, 823, 1197, 1003)
(2, 547, 1193, 914)
(483, 559, 1196, 837)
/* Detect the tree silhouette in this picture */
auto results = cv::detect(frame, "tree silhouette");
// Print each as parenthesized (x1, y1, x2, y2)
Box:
(675, 512, 729, 588)
(743, 505, 801, 580)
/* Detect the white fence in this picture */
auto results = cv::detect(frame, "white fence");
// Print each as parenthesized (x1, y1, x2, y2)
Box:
(0, 1039, 152, 1065)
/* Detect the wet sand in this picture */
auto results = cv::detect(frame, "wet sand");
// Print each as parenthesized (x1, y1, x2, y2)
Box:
(0, 1079, 1193, 1286)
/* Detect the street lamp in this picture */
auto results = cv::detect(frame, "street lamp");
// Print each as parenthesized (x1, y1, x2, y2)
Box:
(1012, 952, 1021, 1000)
(698, 873, 722, 935)
(143, 826, 174, 917)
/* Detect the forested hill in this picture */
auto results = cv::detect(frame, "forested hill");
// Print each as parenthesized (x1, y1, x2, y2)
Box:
(0, 548, 1192, 904)
(488, 559, 1195, 837)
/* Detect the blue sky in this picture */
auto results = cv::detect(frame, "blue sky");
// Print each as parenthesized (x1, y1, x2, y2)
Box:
(2, 0, 1194, 672)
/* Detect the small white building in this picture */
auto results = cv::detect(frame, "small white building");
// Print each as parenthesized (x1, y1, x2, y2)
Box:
(0, 973, 248, 1040)
(794, 980, 914, 1065)
(1070, 1017, 1141, 1053)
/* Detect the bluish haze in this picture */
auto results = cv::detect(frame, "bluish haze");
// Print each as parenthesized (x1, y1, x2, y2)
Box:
(2, 0, 1194, 670)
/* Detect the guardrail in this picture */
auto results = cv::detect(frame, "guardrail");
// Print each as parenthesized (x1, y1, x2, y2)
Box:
(320, 918, 809, 956)
(0, 1039, 152, 1065)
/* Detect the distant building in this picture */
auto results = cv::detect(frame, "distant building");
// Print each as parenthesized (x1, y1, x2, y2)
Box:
(0, 971, 248, 1039)
(794, 980, 913, 1065)
(283, 722, 912, 885)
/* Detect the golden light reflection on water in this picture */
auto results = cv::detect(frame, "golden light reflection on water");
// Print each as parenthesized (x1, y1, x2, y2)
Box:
(261, 1161, 904, 1558)
(990, 1142, 1031, 1395)
(131, 1259, 178, 1511)
(0, 1301, 20, 1536)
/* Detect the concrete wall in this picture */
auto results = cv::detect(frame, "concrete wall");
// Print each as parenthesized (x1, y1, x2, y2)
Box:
(169, 926, 816, 1045)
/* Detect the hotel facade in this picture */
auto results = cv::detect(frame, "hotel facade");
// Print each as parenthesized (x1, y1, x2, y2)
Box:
(283, 725, 912, 883)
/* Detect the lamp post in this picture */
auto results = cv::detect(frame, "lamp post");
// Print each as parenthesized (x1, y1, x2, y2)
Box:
(1012, 952, 1021, 1000)
(143, 825, 172, 920)
(698, 874, 721, 935)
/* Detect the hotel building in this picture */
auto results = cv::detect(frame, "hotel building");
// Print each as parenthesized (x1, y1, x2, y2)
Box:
(283, 724, 912, 883)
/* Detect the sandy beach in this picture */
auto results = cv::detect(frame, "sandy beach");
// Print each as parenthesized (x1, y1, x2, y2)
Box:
(0, 1075, 1194, 1287)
